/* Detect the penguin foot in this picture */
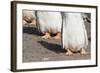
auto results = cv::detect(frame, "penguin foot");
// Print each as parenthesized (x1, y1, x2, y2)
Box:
(42, 32, 51, 39)
(80, 48, 88, 55)
(65, 49, 73, 56)
(54, 32, 61, 40)
(30, 19, 36, 26)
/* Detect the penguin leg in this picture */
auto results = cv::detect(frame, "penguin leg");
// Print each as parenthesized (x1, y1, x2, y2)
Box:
(54, 32, 61, 40)
(42, 32, 51, 39)
(65, 48, 73, 56)
(80, 48, 88, 55)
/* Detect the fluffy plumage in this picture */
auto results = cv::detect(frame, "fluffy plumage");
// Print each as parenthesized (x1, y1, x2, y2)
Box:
(36, 11, 62, 34)
(62, 13, 88, 51)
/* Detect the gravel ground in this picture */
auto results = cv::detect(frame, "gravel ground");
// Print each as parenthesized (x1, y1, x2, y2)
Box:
(23, 21, 91, 62)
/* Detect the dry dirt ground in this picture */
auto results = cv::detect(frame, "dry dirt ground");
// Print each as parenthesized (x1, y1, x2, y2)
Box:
(23, 21, 91, 62)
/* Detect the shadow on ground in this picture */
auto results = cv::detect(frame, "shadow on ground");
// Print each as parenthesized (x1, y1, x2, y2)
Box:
(23, 26, 41, 36)
(38, 41, 66, 53)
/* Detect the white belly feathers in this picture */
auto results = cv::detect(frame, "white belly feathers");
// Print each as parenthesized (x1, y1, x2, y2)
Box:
(62, 13, 88, 50)
(37, 11, 62, 34)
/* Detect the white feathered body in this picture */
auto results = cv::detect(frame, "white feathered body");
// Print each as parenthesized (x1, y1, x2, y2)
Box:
(37, 11, 62, 34)
(63, 13, 88, 51)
